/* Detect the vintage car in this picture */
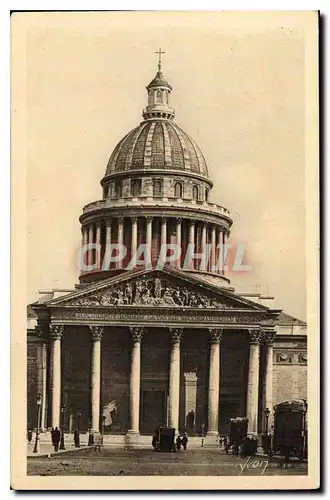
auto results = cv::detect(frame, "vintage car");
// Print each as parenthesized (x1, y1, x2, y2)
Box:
(152, 426, 176, 452)
(225, 417, 250, 455)
(272, 399, 308, 460)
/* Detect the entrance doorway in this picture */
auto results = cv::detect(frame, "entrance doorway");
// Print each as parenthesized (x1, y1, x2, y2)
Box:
(140, 390, 166, 434)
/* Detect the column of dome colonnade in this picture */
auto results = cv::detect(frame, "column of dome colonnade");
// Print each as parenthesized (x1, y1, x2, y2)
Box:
(80, 217, 229, 275)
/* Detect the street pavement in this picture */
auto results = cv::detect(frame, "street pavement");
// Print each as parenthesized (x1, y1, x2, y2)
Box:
(27, 447, 308, 476)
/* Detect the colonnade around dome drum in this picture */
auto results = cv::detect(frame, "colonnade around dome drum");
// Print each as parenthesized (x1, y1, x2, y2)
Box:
(80, 215, 229, 277)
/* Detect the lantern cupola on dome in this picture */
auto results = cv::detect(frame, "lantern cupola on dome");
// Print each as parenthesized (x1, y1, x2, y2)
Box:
(143, 48, 175, 121)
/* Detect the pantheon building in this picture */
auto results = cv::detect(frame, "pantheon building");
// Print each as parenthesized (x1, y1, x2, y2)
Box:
(27, 55, 307, 446)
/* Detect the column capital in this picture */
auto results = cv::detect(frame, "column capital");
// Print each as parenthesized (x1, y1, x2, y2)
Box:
(35, 323, 49, 340)
(169, 327, 183, 343)
(262, 330, 277, 345)
(49, 324, 64, 340)
(145, 216, 153, 222)
(89, 325, 104, 341)
(130, 326, 144, 343)
(160, 216, 167, 224)
(105, 219, 112, 228)
(248, 329, 261, 345)
(176, 217, 182, 224)
(131, 216, 138, 224)
(208, 328, 224, 343)
(117, 216, 124, 224)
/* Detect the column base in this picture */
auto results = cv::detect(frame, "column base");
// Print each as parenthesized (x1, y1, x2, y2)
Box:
(125, 430, 142, 449)
(204, 432, 219, 447)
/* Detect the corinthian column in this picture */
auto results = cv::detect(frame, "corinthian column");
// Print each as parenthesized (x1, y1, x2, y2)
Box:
(146, 217, 153, 259)
(36, 324, 48, 431)
(201, 224, 207, 271)
(95, 223, 102, 270)
(87, 224, 94, 267)
(49, 324, 63, 429)
(168, 328, 183, 431)
(207, 328, 223, 438)
(176, 218, 182, 268)
(131, 217, 138, 260)
(105, 220, 112, 270)
(246, 329, 261, 435)
(210, 225, 216, 272)
(188, 221, 195, 270)
(89, 326, 103, 434)
(116, 217, 124, 269)
(263, 330, 276, 429)
(161, 217, 167, 247)
(128, 327, 144, 435)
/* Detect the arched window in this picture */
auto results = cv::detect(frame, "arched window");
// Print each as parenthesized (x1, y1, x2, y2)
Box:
(174, 182, 183, 198)
(193, 185, 199, 200)
(205, 187, 209, 202)
(115, 181, 122, 198)
(131, 179, 141, 197)
(156, 90, 162, 103)
(153, 180, 162, 197)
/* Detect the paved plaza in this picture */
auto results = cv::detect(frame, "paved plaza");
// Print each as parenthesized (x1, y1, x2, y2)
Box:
(27, 448, 307, 476)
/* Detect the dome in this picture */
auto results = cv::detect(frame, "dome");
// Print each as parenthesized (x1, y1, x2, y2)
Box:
(104, 120, 209, 178)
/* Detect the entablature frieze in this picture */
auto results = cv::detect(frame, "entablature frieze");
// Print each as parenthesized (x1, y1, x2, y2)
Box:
(80, 207, 231, 231)
(48, 305, 269, 329)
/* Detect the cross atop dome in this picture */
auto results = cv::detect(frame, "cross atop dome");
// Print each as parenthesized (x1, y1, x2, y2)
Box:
(155, 47, 165, 71)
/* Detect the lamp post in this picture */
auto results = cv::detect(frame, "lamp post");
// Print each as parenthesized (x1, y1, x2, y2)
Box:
(76, 410, 81, 448)
(88, 418, 94, 446)
(201, 422, 205, 448)
(33, 393, 42, 453)
(59, 404, 66, 450)
(263, 407, 270, 455)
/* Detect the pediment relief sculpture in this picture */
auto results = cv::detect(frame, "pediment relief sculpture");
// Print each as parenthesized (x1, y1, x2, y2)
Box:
(65, 277, 235, 309)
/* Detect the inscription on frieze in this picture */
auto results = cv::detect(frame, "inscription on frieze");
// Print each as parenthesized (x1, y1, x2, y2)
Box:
(52, 308, 263, 325)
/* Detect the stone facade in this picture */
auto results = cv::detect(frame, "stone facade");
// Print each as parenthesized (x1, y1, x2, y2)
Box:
(26, 57, 307, 444)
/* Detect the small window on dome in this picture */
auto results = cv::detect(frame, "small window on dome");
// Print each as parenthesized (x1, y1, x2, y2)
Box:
(193, 185, 199, 201)
(114, 181, 122, 198)
(153, 180, 162, 197)
(205, 187, 209, 202)
(165, 92, 169, 104)
(174, 182, 183, 198)
(156, 90, 162, 103)
(131, 179, 142, 197)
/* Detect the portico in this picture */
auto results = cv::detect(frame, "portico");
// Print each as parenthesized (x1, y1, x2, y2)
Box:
(33, 267, 279, 445)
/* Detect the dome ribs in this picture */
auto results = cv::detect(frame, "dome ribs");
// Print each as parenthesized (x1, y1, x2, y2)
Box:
(106, 130, 131, 175)
(172, 124, 192, 171)
(131, 122, 151, 169)
(167, 123, 185, 170)
(161, 122, 172, 169)
(124, 123, 149, 171)
(150, 122, 165, 169)
(115, 128, 140, 172)
(143, 122, 157, 168)
(184, 130, 208, 176)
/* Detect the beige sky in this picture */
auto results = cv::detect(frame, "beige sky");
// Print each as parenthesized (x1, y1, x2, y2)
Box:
(18, 12, 309, 320)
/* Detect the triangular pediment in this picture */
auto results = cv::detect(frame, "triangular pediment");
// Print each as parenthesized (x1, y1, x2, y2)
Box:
(46, 266, 268, 311)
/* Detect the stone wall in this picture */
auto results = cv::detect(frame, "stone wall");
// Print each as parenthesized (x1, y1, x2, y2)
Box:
(273, 339, 307, 406)
(106, 174, 210, 202)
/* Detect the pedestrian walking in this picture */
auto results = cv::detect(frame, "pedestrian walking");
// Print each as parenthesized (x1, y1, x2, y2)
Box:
(27, 429, 33, 443)
(182, 432, 188, 451)
(53, 427, 61, 452)
(176, 435, 182, 451)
